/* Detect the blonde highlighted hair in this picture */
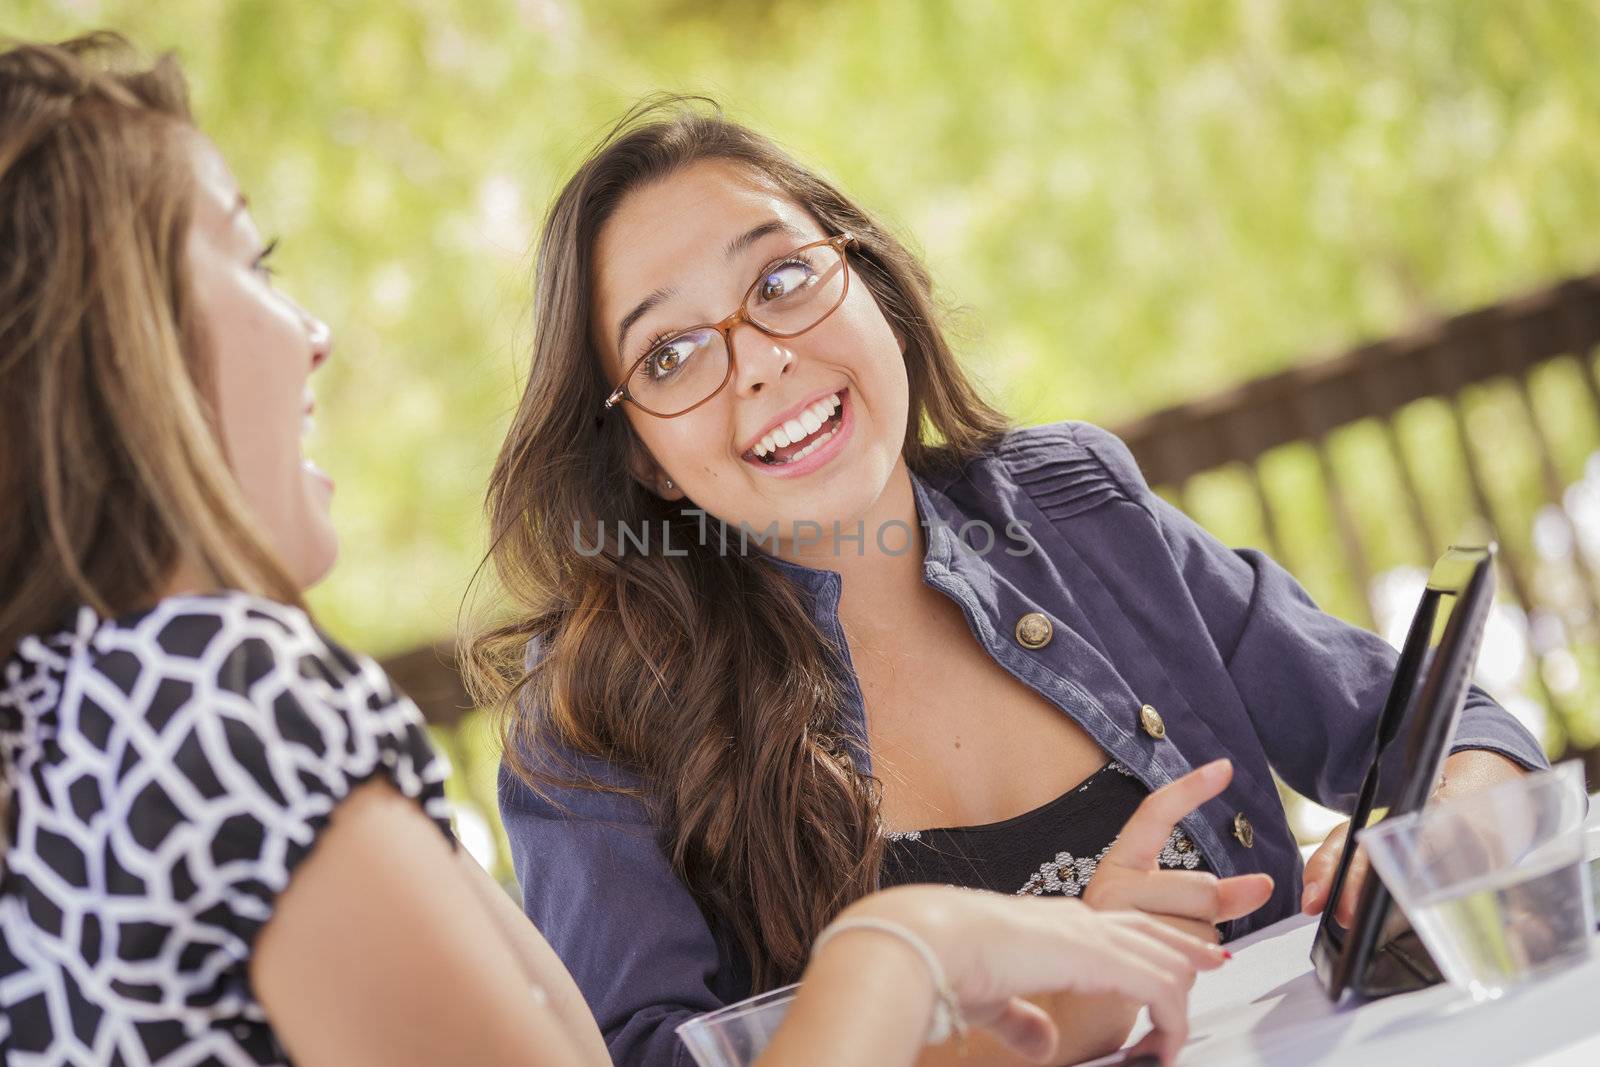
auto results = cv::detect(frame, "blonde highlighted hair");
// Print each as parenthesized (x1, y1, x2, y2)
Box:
(0, 32, 301, 660)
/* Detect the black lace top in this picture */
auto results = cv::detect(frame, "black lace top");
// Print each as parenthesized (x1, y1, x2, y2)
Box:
(881, 761, 1209, 897)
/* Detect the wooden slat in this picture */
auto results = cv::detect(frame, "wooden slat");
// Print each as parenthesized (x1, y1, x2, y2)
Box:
(1311, 435, 1379, 632)
(1355, 354, 1439, 562)
(1378, 414, 1438, 562)
(1244, 461, 1291, 567)
(1508, 373, 1600, 630)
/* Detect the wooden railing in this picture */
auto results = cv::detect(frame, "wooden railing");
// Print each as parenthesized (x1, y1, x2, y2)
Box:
(386, 270, 1600, 776)
(1116, 270, 1600, 775)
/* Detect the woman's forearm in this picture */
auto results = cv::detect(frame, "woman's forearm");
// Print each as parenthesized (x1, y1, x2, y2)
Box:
(756, 930, 937, 1067)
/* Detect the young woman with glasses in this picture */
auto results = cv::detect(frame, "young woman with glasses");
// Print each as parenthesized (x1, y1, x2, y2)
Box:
(0, 34, 1229, 1067)
(467, 98, 1546, 1066)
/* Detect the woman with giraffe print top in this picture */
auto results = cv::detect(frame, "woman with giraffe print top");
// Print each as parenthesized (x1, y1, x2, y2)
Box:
(0, 33, 1226, 1067)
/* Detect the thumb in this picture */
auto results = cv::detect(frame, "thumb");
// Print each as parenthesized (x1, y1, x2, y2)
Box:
(1215, 873, 1275, 923)
(1300, 821, 1351, 914)
(970, 997, 1059, 1064)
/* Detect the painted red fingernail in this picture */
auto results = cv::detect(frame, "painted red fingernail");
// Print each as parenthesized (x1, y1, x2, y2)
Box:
(1223, 949, 1233, 960)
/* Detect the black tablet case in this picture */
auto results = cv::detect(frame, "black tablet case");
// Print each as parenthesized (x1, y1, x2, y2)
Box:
(1310, 544, 1497, 1001)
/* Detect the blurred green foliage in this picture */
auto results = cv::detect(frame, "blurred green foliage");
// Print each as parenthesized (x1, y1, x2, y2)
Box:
(10, 0, 1598, 655)
(10, 1, 1600, 849)
(12, 0, 1600, 652)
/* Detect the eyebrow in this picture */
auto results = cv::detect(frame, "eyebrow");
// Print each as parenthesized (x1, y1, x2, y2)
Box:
(614, 218, 809, 357)
(615, 284, 680, 359)
(720, 218, 804, 260)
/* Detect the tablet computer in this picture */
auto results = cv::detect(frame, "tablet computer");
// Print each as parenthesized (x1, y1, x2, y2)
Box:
(1310, 543, 1497, 1002)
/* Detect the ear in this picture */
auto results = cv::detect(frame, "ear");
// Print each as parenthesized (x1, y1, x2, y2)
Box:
(625, 436, 686, 501)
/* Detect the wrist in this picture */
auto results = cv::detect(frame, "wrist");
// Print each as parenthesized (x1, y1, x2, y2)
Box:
(811, 911, 966, 1047)
(773, 931, 938, 1067)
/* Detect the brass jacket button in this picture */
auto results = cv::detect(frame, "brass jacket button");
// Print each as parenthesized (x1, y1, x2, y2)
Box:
(1015, 612, 1053, 649)
(1139, 703, 1167, 740)
(1233, 812, 1255, 848)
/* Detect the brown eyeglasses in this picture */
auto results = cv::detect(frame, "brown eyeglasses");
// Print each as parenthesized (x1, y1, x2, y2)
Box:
(601, 233, 855, 419)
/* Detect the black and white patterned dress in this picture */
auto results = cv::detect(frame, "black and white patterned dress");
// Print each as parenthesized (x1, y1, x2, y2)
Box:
(0, 592, 454, 1066)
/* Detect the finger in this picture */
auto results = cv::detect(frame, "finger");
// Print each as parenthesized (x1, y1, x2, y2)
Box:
(1090, 944, 1190, 1036)
(1118, 869, 1223, 920)
(1150, 912, 1223, 946)
(1104, 760, 1233, 870)
(1102, 923, 1199, 1060)
(1111, 947, 1190, 1066)
(1128, 1024, 1185, 1067)
(1104, 921, 1200, 993)
(1116, 869, 1273, 927)
(1215, 873, 1275, 923)
(1335, 845, 1371, 929)
(1301, 822, 1350, 914)
(971, 997, 1059, 1064)
(1135, 912, 1231, 962)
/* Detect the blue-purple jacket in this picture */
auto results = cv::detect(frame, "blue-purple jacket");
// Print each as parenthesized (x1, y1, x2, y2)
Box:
(499, 420, 1546, 1067)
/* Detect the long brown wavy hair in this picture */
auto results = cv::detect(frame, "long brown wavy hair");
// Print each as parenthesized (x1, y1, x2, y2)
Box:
(0, 33, 302, 661)
(465, 97, 1010, 989)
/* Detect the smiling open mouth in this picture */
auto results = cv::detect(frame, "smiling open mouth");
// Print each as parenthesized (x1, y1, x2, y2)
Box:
(748, 390, 846, 466)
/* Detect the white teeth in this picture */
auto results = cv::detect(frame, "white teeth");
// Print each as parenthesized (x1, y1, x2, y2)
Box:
(749, 390, 845, 461)
(785, 426, 837, 464)
(301, 413, 314, 440)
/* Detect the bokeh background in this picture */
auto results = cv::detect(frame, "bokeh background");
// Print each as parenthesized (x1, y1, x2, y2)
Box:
(11, 0, 1600, 870)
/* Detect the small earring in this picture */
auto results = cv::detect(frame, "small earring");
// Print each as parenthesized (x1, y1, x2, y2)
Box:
(665, 479, 674, 491)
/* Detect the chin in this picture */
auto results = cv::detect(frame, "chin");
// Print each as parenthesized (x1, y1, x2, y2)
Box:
(293, 541, 339, 592)
(287, 509, 340, 592)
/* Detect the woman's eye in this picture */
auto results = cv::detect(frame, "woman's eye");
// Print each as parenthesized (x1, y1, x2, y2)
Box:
(757, 260, 815, 302)
(253, 236, 280, 279)
(648, 337, 694, 378)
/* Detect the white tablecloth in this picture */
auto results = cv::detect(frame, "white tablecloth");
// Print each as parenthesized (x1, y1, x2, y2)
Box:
(1085, 912, 1600, 1066)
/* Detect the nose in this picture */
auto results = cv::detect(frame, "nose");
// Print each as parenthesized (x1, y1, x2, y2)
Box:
(729, 327, 793, 397)
(301, 307, 333, 371)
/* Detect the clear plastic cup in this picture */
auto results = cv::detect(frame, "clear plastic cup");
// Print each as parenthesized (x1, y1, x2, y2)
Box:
(676, 984, 799, 1067)
(1359, 759, 1595, 1001)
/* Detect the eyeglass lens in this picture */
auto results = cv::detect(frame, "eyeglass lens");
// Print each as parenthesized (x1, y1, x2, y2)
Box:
(626, 241, 847, 416)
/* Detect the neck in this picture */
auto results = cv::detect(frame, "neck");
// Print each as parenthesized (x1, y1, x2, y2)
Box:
(157, 560, 214, 603)
(773, 458, 931, 634)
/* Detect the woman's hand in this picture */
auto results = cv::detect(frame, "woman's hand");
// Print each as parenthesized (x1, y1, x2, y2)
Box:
(1301, 748, 1528, 925)
(833, 886, 1228, 1066)
(1083, 759, 1275, 943)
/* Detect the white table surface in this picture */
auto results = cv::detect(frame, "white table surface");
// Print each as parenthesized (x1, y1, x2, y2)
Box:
(1083, 796, 1600, 1067)
(1085, 912, 1600, 1067)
